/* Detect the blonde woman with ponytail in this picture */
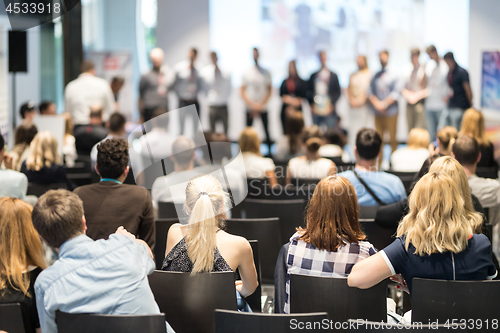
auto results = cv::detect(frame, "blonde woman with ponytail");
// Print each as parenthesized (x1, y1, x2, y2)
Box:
(348, 172, 496, 294)
(162, 175, 258, 310)
(286, 126, 336, 185)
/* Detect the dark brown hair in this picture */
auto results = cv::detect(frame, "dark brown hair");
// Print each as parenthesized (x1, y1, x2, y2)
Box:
(32, 190, 84, 248)
(286, 110, 305, 155)
(298, 176, 365, 251)
(96, 138, 129, 179)
(452, 135, 480, 166)
(14, 123, 38, 146)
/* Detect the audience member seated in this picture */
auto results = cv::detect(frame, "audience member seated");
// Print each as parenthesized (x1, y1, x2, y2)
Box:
(274, 109, 304, 161)
(162, 175, 258, 311)
(74, 138, 155, 250)
(8, 123, 37, 171)
(460, 108, 499, 170)
(239, 127, 277, 186)
(20, 131, 75, 190)
(390, 128, 430, 172)
(38, 101, 57, 115)
(20, 101, 36, 124)
(0, 198, 47, 333)
(338, 128, 406, 206)
(32, 190, 173, 333)
(90, 112, 126, 169)
(0, 134, 29, 200)
(74, 107, 109, 154)
(319, 128, 350, 162)
(452, 135, 500, 226)
(281, 176, 376, 313)
(62, 113, 77, 167)
(139, 108, 176, 161)
(376, 155, 486, 229)
(287, 126, 335, 184)
(348, 172, 496, 295)
(429, 126, 457, 156)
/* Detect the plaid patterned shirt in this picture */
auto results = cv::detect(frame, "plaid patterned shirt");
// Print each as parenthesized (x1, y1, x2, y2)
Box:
(284, 232, 377, 313)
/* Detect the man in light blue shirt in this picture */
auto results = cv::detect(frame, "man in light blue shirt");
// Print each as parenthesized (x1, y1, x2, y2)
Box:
(338, 128, 406, 206)
(32, 189, 174, 333)
(0, 134, 28, 200)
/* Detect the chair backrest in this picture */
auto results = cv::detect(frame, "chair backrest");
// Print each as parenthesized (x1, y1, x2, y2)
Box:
(476, 167, 498, 179)
(359, 206, 379, 219)
(27, 182, 67, 197)
(359, 218, 397, 251)
(56, 311, 167, 333)
(0, 303, 25, 333)
(335, 161, 356, 173)
(245, 199, 307, 256)
(412, 278, 500, 323)
(387, 171, 417, 195)
(290, 178, 321, 187)
(148, 271, 237, 333)
(290, 275, 387, 322)
(225, 218, 281, 285)
(214, 310, 329, 333)
(158, 201, 187, 222)
(154, 218, 179, 269)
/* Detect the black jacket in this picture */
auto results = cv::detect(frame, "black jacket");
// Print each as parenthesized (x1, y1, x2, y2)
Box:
(307, 70, 341, 108)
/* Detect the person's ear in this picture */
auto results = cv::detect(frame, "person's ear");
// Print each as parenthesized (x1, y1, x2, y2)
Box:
(82, 215, 87, 233)
(95, 164, 100, 176)
(477, 152, 482, 164)
(122, 166, 130, 179)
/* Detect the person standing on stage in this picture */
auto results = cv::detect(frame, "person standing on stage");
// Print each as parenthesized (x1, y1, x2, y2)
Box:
(307, 51, 341, 130)
(346, 55, 372, 149)
(279, 60, 307, 134)
(402, 48, 426, 131)
(200, 51, 232, 135)
(241, 48, 273, 149)
(138, 48, 173, 123)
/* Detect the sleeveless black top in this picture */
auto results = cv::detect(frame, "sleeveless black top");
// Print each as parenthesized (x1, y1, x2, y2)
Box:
(161, 237, 233, 273)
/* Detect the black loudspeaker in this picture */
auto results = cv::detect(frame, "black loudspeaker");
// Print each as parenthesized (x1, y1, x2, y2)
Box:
(9, 31, 27, 73)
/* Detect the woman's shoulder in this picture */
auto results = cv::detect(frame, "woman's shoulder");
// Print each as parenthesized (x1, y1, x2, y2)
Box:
(219, 230, 249, 247)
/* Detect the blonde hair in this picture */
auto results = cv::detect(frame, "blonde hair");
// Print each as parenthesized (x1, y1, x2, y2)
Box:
(63, 112, 73, 137)
(397, 172, 479, 255)
(407, 128, 430, 149)
(26, 131, 61, 171)
(0, 198, 47, 297)
(460, 108, 489, 146)
(437, 126, 458, 154)
(184, 175, 230, 274)
(239, 127, 261, 155)
(428, 156, 482, 233)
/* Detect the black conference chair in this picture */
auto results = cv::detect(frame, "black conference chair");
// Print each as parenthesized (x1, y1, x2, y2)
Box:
(158, 201, 187, 222)
(359, 218, 397, 251)
(56, 311, 167, 333)
(290, 178, 321, 187)
(27, 182, 67, 197)
(412, 278, 500, 326)
(215, 310, 329, 333)
(154, 218, 179, 269)
(246, 178, 272, 198)
(387, 171, 417, 195)
(359, 205, 379, 219)
(245, 198, 307, 250)
(225, 218, 281, 285)
(335, 161, 356, 173)
(0, 303, 25, 333)
(290, 275, 387, 323)
(148, 271, 237, 333)
(476, 167, 498, 179)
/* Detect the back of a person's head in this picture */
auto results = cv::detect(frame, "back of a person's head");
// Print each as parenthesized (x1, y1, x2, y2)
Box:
(96, 138, 129, 179)
(38, 101, 54, 115)
(300, 126, 323, 154)
(437, 126, 458, 150)
(204, 132, 231, 164)
(460, 108, 488, 146)
(324, 129, 347, 147)
(238, 127, 261, 155)
(407, 128, 430, 150)
(452, 135, 480, 167)
(399, 172, 480, 256)
(89, 106, 103, 119)
(0, 197, 47, 296)
(286, 109, 305, 136)
(356, 128, 382, 160)
(300, 176, 364, 252)
(172, 136, 195, 167)
(184, 175, 229, 274)
(26, 131, 61, 171)
(19, 102, 35, 119)
(81, 60, 95, 73)
(412, 153, 444, 191)
(32, 190, 85, 248)
(150, 108, 169, 128)
(109, 112, 126, 133)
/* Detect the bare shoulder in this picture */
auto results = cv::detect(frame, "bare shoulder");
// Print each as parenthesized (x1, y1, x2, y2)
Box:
(218, 230, 251, 251)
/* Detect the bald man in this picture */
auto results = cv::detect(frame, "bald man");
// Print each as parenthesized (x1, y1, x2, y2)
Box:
(139, 48, 174, 123)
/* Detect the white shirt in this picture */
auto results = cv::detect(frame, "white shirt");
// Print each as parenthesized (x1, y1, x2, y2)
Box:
(241, 152, 275, 179)
(65, 73, 115, 125)
(200, 64, 232, 106)
(405, 64, 425, 92)
(288, 156, 333, 179)
(62, 135, 77, 168)
(390, 147, 430, 172)
(425, 59, 450, 110)
(468, 174, 500, 225)
(241, 65, 272, 107)
(139, 128, 176, 161)
(172, 60, 201, 100)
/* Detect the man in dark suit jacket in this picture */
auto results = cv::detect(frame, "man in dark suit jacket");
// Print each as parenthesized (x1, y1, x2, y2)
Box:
(74, 138, 156, 250)
(74, 107, 109, 153)
(307, 51, 341, 129)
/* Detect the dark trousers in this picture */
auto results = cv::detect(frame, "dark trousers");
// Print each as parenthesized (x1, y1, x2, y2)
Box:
(179, 99, 200, 134)
(209, 105, 228, 134)
(246, 110, 271, 150)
